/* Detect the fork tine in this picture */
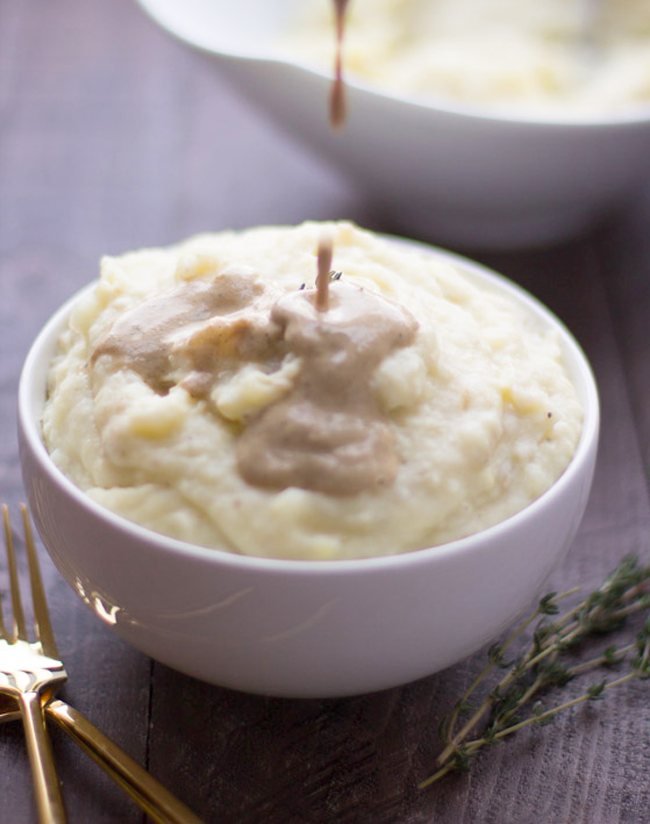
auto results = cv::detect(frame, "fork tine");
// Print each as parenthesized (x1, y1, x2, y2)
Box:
(21, 504, 60, 658)
(2, 504, 27, 642)
(0, 516, 8, 639)
(0, 587, 8, 640)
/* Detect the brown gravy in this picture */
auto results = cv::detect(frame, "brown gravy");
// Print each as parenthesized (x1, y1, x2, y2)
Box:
(91, 271, 281, 397)
(329, 0, 350, 128)
(238, 277, 417, 495)
(91, 258, 418, 496)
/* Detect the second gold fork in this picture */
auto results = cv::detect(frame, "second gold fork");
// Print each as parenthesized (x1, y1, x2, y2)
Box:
(1, 504, 67, 823)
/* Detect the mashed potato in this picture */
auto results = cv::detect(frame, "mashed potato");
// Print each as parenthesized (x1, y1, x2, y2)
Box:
(283, 0, 650, 117)
(43, 222, 582, 560)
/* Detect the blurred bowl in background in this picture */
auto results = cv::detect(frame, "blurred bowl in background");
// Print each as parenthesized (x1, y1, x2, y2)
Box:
(136, 0, 650, 249)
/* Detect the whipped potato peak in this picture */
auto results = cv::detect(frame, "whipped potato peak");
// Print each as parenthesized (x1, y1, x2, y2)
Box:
(284, 0, 650, 117)
(43, 222, 583, 560)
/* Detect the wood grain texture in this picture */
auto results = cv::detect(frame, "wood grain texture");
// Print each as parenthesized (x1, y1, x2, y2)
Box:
(1, 1, 650, 822)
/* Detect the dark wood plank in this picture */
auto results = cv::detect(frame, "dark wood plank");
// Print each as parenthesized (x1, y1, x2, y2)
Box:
(595, 195, 650, 477)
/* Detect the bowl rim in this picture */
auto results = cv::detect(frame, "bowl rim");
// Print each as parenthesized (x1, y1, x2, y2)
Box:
(135, 0, 650, 130)
(18, 234, 600, 576)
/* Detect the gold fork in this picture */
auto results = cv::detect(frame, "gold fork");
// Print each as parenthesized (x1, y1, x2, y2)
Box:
(1, 504, 67, 823)
(1, 505, 204, 824)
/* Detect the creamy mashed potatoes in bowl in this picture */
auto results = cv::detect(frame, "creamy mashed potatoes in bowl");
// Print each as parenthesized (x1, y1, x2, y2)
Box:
(137, 0, 650, 247)
(18, 223, 599, 697)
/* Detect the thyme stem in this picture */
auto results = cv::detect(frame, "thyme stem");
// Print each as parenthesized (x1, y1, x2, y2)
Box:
(567, 642, 636, 676)
(422, 555, 650, 789)
(438, 588, 579, 765)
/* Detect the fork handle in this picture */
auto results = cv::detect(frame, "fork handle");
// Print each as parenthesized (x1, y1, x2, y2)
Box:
(45, 699, 203, 824)
(18, 691, 67, 824)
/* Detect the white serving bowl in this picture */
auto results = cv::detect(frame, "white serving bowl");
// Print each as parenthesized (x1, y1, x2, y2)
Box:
(135, 0, 650, 248)
(18, 241, 599, 698)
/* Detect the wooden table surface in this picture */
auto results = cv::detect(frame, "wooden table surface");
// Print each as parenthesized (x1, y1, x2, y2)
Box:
(2, 1, 650, 822)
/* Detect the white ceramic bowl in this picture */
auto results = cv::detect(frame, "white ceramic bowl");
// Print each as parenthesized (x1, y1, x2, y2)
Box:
(135, 0, 650, 248)
(18, 242, 599, 698)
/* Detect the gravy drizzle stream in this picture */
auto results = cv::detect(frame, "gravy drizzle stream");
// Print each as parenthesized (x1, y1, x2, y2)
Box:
(329, 0, 350, 128)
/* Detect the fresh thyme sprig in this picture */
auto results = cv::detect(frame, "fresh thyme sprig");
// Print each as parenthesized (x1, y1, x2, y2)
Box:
(420, 555, 650, 789)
